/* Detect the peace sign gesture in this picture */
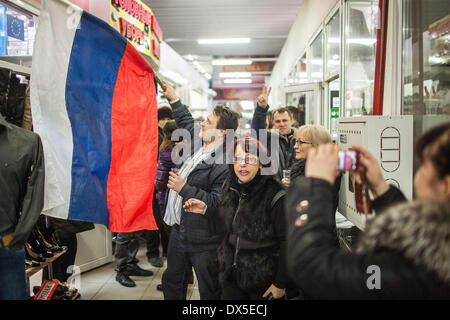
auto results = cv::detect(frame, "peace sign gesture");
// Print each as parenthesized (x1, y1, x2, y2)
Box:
(257, 84, 272, 108)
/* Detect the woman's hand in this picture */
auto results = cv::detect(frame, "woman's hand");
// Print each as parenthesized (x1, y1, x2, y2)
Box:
(351, 145, 389, 198)
(183, 198, 207, 215)
(167, 171, 186, 193)
(305, 144, 339, 185)
(262, 284, 285, 299)
(281, 177, 290, 187)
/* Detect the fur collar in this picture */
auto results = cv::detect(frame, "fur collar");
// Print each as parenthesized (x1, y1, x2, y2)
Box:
(356, 201, 450, 284)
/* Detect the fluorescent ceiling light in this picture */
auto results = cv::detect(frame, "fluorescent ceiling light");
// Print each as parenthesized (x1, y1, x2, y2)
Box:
(212, 59, 252, 66)
(219, 72, 252, 78)
(198, 38, 251, 45)
(205, 73, 212, 80)
(160, 70, 187, 85)
(224, 78, 252, 84)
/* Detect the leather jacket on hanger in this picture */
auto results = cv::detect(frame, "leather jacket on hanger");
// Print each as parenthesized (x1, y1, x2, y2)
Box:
(0, 114, 45, 251)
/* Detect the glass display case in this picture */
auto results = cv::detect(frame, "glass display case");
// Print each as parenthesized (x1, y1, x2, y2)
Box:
(402, 0, 450, 116)
(325, 10, 340, 78)
(287, 52, 308, 85)
(286, 90, 316, 125)
(343, 0, 378, 117)
(310, 31, 323, 82)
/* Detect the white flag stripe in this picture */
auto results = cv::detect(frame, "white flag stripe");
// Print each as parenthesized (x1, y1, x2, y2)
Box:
(30, 0, 83, 219)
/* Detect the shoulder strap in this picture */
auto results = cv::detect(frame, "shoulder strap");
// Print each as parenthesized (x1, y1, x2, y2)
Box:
(271, 189, 286, 209)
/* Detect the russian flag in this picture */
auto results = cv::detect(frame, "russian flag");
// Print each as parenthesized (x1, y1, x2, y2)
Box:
(30, 0, 158, 232)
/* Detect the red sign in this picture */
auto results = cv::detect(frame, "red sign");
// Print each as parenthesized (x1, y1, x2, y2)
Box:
(151, 16, 163, 42)
(223, 62, 275, 73)
(112, 0, 152, 25)
(34, 281, 59, 300)
(213, 88, 262, 101)
(119, 18, 145, 44)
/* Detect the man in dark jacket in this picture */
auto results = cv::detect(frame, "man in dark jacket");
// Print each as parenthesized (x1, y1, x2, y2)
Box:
(251, 85, 297, 181)
(160, 80, 239, 300)
(0, 114, 45, 300)
(286, 141, 450, 299)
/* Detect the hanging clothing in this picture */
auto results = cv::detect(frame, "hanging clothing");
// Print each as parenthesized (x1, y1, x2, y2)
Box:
(0, 114, 45, 251)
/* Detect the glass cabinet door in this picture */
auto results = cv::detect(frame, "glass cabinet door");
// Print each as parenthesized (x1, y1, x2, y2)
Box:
(402, 0, 450, 116)
(326, 10, 341, 78)
(344, 0, 378, 116)
(311, 31, 324, 82)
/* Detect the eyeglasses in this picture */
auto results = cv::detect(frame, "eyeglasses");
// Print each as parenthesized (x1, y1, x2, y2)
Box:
(235, 155, 259, 165)
(294, 139, 313, 146)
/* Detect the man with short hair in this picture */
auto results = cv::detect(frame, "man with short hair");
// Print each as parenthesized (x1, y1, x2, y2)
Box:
(252, 86, 297, 180)
(160, 81, 239, 300)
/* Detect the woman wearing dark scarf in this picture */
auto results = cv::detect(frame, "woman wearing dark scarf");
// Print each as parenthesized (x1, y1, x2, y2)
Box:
(183, 136, 288, 300)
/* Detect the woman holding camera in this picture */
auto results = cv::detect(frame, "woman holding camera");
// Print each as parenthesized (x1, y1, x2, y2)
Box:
(183, 136, 288, 300)
(285, 123, 450, 299)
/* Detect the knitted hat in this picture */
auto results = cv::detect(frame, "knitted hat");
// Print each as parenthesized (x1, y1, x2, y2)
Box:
(163, 120, 177, 139)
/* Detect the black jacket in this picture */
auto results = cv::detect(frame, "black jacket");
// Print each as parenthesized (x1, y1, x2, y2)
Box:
(170, 99, 228, 252)
(0, 115, 45, 251)
(251, 105, 296, 180)
(286, 177, 450, 299)
(217, 173, 288, 293)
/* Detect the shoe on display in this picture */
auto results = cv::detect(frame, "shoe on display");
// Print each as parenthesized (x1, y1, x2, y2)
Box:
(148, 256, 164, 268)
(116, 272, 136, 287)
(24, 243, 46, 263)
(156, 284, 163, 291)
(126, 264, 154, 277)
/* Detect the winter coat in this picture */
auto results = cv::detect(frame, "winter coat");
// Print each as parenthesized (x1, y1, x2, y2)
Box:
(0, 114, 45, 251)
(169, 99, 229, 252)
(289, 158, 341, 246)
(155, 148, 176, 213)
(217, 173, 288, 294)
(286, 177, 450, 299)
(251, 105, 297, 181)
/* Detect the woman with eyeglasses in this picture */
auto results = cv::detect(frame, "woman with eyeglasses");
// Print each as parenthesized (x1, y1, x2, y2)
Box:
(182, 136, 289, 300)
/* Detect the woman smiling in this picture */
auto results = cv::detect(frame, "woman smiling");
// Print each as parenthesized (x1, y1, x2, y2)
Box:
(183, 136, 288, 300)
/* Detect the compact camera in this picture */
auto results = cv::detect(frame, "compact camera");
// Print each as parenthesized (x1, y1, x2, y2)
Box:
(337, 149, 360, 171)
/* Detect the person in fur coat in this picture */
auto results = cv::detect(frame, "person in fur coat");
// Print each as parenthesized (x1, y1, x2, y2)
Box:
(286, 122, 450, 299)
(183, 136, 289, 300)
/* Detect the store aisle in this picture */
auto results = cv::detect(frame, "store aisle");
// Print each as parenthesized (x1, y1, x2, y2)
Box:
(78, 246, 200, 300)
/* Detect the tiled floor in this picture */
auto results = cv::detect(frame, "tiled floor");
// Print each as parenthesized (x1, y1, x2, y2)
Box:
(78, 246, 200, 300)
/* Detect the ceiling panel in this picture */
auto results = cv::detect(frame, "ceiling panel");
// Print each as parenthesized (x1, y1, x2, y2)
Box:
(143, 0, 304, 87)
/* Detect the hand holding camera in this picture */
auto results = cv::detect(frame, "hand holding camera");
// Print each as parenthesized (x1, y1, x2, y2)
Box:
(350, 145, 389, 198)
(305, 144, 339, 185)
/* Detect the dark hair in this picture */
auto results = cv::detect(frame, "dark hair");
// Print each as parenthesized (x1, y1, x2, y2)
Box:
(298, 95, 305, 105)
(229, 136, 271, 171)
(273, 107, 292, 119)
(415, 122, 450, 178)
(159, 120, 177, 152)
(266, 110, 274, 129)
(158, 106, 173, 121)
(213, 104, 239, 131)
(286, 106, 299, 123)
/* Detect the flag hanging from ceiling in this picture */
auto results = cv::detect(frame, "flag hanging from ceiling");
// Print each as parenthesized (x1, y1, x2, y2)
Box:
(30, 0, 158, 232)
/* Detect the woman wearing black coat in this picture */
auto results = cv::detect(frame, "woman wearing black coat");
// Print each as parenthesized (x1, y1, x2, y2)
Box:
(183, 136, 288, 300)
(286, 123, 450, 299)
